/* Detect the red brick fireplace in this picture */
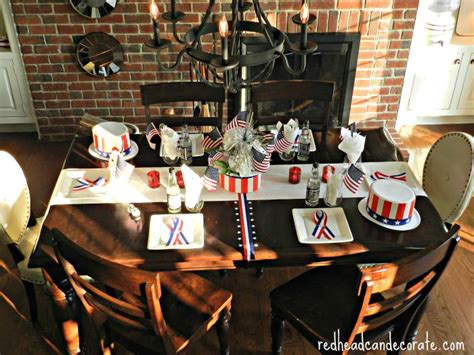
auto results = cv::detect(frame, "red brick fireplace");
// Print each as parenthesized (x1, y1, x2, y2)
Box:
(11, 0, 418, 141)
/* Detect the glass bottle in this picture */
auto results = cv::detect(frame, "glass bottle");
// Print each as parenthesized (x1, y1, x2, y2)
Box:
(297, 120, 311, 162)
(167, 167, 181, 213)
(305, 162, 320, 207)
(179, 124, 193, 165)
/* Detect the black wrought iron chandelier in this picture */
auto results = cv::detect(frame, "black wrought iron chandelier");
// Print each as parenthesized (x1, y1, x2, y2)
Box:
(145, 0, 318, 93)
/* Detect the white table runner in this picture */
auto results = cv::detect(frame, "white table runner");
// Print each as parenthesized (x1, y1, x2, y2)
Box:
(49, 162, 425, 206)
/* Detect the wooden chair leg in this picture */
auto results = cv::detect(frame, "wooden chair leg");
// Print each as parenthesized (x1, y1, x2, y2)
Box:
(271, 310, 285, 355)
(405, 298, 428, 343)
(217, 310, 231, 355)
(22, 280, 38, 323)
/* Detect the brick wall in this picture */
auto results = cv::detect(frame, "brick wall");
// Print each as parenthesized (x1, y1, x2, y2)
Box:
(11, 0, 418, 141)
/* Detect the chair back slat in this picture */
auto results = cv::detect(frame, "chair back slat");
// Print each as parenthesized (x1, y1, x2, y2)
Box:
(140, 82, 225, 105)
(72, 273, 147, 319)
(249, 80, 335, 132)
(352, 225, 460, 338)
(140, 82, 226, 129)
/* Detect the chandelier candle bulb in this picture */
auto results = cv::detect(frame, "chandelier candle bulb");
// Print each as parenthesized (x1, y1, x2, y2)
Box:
(150, 0, 161, 46)
(219, 16, 229, 65)
(300, 2, 309, 50)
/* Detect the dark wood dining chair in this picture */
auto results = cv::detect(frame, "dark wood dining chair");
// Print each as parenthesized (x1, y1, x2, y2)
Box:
(140, 82, 226, 130)
(249, 80, 335, 134)
(51, 229, 233, 355)
(269, 224, 460, 355)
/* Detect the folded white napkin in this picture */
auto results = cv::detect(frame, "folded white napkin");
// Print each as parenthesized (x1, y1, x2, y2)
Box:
(181, 165, 204, 209)
(277, 119, 300, 149)
(160, 124, 180, 159)
(338, 127, 366, 164)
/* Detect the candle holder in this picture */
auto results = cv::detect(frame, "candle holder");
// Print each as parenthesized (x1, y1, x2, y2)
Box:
(288, 166, 302, 184)
(210, 57, 239, 71)
(162, 10, 185, 22)
(291, 13, 318, 54)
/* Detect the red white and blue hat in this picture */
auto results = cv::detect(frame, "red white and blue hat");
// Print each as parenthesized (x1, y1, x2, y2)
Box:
(92, 122, 132, 158)
(359, 179, 420, 231)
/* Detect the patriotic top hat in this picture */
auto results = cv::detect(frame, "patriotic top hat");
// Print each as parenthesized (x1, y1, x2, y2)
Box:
(366, 179, 416, 227)
(92, 122, 131, 158)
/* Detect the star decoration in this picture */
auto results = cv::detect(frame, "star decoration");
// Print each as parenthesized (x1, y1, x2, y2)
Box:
(395, 221, 401, 225)
(383, 218, 388, 223)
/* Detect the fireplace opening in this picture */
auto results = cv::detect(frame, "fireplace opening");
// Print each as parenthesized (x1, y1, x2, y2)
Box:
(238, 32, 360, 128)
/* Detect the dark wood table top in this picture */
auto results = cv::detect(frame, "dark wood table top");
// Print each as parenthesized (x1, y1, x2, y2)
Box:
(39, 127, 447, 271)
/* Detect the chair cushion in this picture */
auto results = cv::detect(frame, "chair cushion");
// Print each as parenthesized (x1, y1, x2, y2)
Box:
(270, 265, 362, 343)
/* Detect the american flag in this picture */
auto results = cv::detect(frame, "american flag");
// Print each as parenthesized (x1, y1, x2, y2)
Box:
(202, 166, 219, 191)
(252, 147, 271, 173)
(145, 122, 160, 150)
(343, 164, 365, 194)
(274, 130, 293, 153)
(202, 127, 223, 150)
(208, 150, 225, 165)
(225, 112, 247, 132)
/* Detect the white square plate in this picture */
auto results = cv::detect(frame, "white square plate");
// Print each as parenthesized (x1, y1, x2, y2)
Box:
(159, 133, 204, 157)
(292, 207, 354, 244)
(148, 213, 204, 250)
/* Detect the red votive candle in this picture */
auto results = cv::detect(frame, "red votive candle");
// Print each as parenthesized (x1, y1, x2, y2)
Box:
(175, 170, 185, 188)
(289, 166, 301, 184)
(147, 170, 160, 188)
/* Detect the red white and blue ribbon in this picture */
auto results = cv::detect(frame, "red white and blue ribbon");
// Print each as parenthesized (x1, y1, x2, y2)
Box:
(72, 177, 107, 192)
(311, 210, 335, 240)
(370, 171, 407, 182)
(237, 193, 255, 261)
(165, 218, 190, 246)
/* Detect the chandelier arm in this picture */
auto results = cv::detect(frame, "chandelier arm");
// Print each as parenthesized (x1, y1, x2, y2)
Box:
(276, 51, 308, 76)
(191, 0, 216, 47)
(171, 21, 186, 45)
(252, 0, 274, 47)
(156, 47, 188, 71)
(192, 63, 224, 88)
(241, 60, 275, 88)
(255, 0, 276, 42)
(230, 0, 239, 55)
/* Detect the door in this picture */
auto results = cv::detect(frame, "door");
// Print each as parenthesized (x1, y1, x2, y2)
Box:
(408, 48, 463, 113)
(0, 58, 26, 121)
(457, 52, 474, 111)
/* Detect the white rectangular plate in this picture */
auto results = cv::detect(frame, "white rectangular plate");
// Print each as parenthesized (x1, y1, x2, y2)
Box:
(148, 213, 204, 250)
(292, 207, 354, 244)
(159, 133, 204, 157)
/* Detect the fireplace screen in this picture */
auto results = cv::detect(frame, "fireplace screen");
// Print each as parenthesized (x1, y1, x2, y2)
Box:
(243, 32, 360, 128)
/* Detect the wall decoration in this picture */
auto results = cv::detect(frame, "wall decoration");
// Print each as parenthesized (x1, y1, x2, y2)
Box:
(70, 0, 118, 19)
(76, 32, 124, 77)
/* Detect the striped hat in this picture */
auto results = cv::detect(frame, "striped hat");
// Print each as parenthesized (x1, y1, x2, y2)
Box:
(92, 122, 131, 158)
(366, 180, 416, 227)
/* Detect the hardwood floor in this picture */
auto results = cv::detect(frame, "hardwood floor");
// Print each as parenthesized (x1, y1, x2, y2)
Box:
(0, 126, 472, 354)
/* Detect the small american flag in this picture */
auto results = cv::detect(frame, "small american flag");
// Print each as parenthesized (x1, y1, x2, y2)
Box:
(208, 150, 225, 165)
(274, 130, 293, 153)
(343, 164, 365, 194)
(225, 112, 247, 132)
(202, 166, 219, 191)
(252, 147, 271, 173)
(202, 127, 223, 150)
(145, 122, 160, 150)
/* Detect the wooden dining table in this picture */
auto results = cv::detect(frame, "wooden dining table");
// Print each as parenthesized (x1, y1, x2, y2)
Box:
(34, 127, 448, 273)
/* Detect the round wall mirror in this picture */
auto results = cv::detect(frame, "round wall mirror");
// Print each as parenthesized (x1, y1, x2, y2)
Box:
(70, 0, 118, 19)
(76, 32, 124, 77)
